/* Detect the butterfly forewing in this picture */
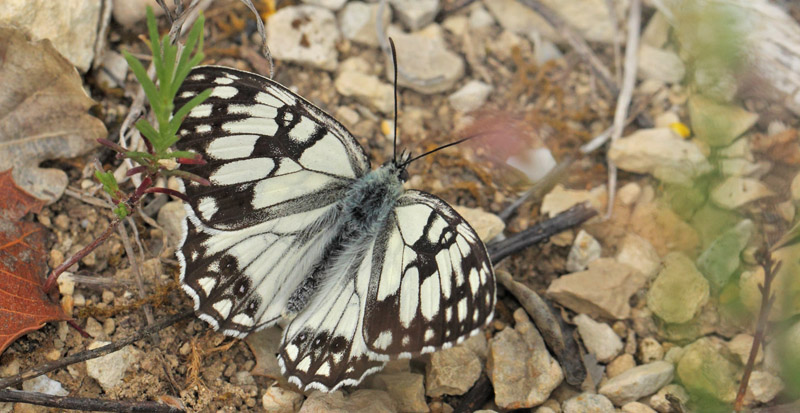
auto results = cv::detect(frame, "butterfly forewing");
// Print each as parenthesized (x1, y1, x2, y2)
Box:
(175, 66, 370, 231)
(363, 190, 495, 356)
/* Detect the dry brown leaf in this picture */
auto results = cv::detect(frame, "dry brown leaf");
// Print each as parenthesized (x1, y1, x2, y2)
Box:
(0, 25, 106, 203)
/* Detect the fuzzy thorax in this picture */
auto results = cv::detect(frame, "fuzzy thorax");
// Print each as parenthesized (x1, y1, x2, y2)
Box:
(340, 163, 405, 235)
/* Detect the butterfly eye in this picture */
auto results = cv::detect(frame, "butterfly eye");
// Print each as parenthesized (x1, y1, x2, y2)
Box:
(399, 168, 409, 182)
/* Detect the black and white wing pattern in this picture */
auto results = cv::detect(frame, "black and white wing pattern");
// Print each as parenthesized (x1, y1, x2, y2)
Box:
(176, 66, 369, 336)
(175, 65, 496, 393)
(363, 191, 495, 357)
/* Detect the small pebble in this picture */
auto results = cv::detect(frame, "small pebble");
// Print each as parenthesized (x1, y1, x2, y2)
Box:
(45, 349, 61, 361)
(179, 342, 192, 356)
(223, 363, 237, 378)
(73, 293, 86, 307)
(638, 337, 664, 363)
(101, 290, 114, 304)
(49, 250, 65, 269)
(54, 214, 70, 230)
(103, 318, 116, 336)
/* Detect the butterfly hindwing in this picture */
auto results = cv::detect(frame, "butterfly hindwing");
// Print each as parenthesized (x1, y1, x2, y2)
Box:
(363, 190, 496, 356)
(175, 66, 370, 231)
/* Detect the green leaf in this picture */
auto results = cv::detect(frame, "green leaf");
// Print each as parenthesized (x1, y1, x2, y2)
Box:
(146, 7, 164, 92)
(133, 119, 163, 151)
(123, 51, 163, 115)
(94, 170, 119, 197)
(172, 13, 206, 99)
(114, 203, 130, 219)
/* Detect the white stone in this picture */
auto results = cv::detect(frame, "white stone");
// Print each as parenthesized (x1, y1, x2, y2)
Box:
(622, 401, 657, 413)
(448, 80, 493, 113)
(720, 158, 771, 177)
(390, 0, 439, 31)
(386, 25, 464, 94)
(442, 15, 468, 36)
(22, 375, 68, 396)
(301, 0, 347, 10)
(267, 5, 339, 71)
(608, 128, 712, 185)
(727, 334, 762, 365)
(340, 1, 391, 47)
(485, 0, 626, 44)
(506, 147, 557, 182)
(157, 201, 187, 248)
(335, 71, 394, 114)
(85, 341, 142, 391)
(563, 393, 614, 413)
(574, 314, 623, 363)
(637, 45, 685, 84)
(649, 384, 689, 413)
(566, 230, 602, 272)
(710, 177, 775, 209)
(598, 361, 674, 406)
(0, 0, 102, 72)
(262, 385, 304, 412)
(541, 184, 606, 217)
(469, 6, 495, 30)
(744, 370, 784, 405)
(617, 182, 642, 206)
(616, 233, 661, 282)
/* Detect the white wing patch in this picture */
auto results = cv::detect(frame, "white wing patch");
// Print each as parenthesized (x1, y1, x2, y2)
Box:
(209, 157, 275, 185)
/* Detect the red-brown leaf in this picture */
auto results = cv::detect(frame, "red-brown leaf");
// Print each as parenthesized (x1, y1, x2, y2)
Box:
(0, 169, 68, 355)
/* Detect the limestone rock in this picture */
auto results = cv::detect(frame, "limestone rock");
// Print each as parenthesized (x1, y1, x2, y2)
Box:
(373, 373, 427, 413)
(615, 233, 661, 282)
(637, 45, 685, 83)
(157, 201, 187, 248)
(676, 338, 739, 403)
(607, 354, 636, 378)
(340, 1, 391, 47)
(299, 390, 396, 413)
(622, 401, 657, 413)
(448, 80, 493, 113)
(566, 230, 602, 273)
(390, 0, 439, 31)
(562, 393, 614, 413)
(267, 5, 339, 71)
(487, 309, 563, 409)
(630, 202, 700, 256)
(608, 128, 711, 185)
(262, 385, 304, 413)
(696, 219, 753, 289)
(453, 206, 505, 242)
(743, 370, 784, 405)
(386, 25, 464, 94)
(85, 342, 142, 392)
(710, 177, 775, 210)
(541, 184, 607, 217)
(426, 345, 482, 396)
(598, 361, 674, 406)
(335, 71, 394, 114)
(574, 314, 623, 363)
(547, 258, 641, 319)
(646, 253, 709, 324)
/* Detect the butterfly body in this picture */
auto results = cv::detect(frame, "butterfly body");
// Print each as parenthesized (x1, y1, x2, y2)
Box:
(175, 66, 495, 391)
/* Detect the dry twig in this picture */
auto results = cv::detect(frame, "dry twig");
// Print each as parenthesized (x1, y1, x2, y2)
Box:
(0, 390, 183, 413)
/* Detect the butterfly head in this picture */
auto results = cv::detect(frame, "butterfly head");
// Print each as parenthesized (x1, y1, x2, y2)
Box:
(392, 149, 412, 182)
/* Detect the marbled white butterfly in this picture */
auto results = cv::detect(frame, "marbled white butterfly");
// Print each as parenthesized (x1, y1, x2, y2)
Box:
(175, 65, 495, 392)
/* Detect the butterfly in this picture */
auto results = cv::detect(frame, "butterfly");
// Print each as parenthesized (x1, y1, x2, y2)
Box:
(174, 65, 495, 392)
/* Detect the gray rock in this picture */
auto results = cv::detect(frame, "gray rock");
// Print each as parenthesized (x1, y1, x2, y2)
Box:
(574, 314, 622, 363)
(506, 147, 557, 182)
(565, 230, 602, 273)
(743, 370, 783, 405)
(426, 345, 482, 396)
(637, 337, 664, 363)
(727, 334, 761, 365)
(96, 51, 129, 89)
(469, 6, 495, 30)
(637, 45, 685, 84)
(340, 1, 391, 47)
(688, 95, 758, 147)
(646, 253, 709, 324)
(547, 258, 641, 320)
(448, 80, 493, 113)
(608, 128, 712, 185)
(711, 177, 775, 210)
(335, 71, 394, 114)
(562, 393, 614, 413)
(387, 25, 464, 94)
(267, 5, 339, 71)
(85, 317, 105, 339)
(488, 309, 563, 409)
(676, 338, 738, 403)
(696, 219, 753, 289)
(302, 0, 347, 10)
(485, 0, 624, 44)
(22, 375, 68, 396)
(598, 361, 674, 406)
(390, 0, 439, 31)
(649, 384, 689, 413)
(157, 201, 187, 248)
(622, 401, 657, 413)
(262, 385, 304, 413)
(1, 0, 102, 71)
(540, 184, 606, 217)
(299, 390, 397, 413)
(615, 233, 660, 282)
(373, 372, 427, 413)
(85, 341, 142, 392)
(606, 354, 635, 378)
(113, 0, 171, 27)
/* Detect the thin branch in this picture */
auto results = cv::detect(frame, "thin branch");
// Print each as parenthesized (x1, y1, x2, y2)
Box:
(238, 0, 273, 78)
(0, 389, 183, 412)
(734, 254, 781, 411)
(516, 0, 619, 96)
(118, 218, 157, 337)
(605, 0, 640, 219)
(0, 310, 192, 390)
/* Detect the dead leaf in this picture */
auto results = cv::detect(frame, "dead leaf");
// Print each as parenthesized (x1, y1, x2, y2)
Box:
(0, 25, 106, 203)
(0, 169, 69, 355)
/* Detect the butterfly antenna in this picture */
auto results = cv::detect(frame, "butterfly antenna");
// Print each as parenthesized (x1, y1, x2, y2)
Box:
(389, 37, 399, 165)
(401, 134, 483, 168)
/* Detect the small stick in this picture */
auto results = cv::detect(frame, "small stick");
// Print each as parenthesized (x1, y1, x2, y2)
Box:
(118, 219, 157, 336)
(734, 253, 780, 411)
(0, 310, 191, 389)
(0, 389, 183, 413)
(605, 0, 640, 219)
(453, 375, 493, 413)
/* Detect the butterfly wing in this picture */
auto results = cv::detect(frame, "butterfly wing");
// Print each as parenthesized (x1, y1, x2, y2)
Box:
(175, 66, 370, 336)
(363, 190, 496, 356)
(277, 190, 495, 392)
